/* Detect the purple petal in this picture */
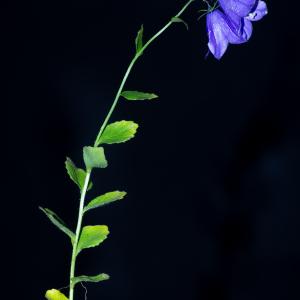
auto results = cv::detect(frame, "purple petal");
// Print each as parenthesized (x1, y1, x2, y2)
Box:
(226, 17, 252, 44)
(219, 0, 258, 17)
(223, 8, 243, 33)
(246, 1, 268, 21)
(206, 10, 229, 59)
(242, 18, 253, 41)
(217, 12, 252, 44)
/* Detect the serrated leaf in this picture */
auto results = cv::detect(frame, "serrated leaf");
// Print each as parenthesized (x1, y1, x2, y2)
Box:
(65, 158, 93, 191)
(96, 121, 138, 145)
(121, 91, 158, 101)
(135, 25, 144, 55)
(83, 146, 108, 170)
(72, 273, 110, 286)
(45, 289, 68, 300)
(84, 191, 126, 213)
(77, 225, 109, 255)
(40, 207, 75, 243)
(171, 17, 189, 30)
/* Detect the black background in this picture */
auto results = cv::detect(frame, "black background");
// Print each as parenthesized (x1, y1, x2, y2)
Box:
(2, 1, 300, 299)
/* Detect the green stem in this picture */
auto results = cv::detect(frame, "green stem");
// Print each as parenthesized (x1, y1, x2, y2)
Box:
(69, 170, 91, 300)
(94, 0, 195, 146)
(69, 1, 194, 300)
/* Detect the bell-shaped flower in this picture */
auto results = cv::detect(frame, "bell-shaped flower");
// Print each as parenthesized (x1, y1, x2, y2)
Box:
(206, 10, 252, 59)
(206, 0, 268, 59)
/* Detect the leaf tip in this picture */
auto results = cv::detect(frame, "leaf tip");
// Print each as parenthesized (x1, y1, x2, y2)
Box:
(39, 206, 47, 214)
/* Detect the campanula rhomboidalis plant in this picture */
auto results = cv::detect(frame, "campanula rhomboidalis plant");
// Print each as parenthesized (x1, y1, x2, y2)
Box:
(40, 1, 268, 299)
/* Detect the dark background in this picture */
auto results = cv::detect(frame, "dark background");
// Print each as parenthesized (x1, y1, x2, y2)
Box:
(2, 1, 300, 299)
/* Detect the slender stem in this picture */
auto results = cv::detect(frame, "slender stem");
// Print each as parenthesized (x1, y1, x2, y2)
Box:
(69, 1, 194, 300)
(69, 170, 91, 300)
(94, 56, 138, 146)
(94, 0, 195, 146)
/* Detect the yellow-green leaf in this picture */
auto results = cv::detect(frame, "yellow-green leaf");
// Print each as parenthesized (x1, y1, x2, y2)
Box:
(135, 25, 144, 55)
(72, 273, 110, 286)
(83, 146, 108, 170)
(45, 289, 68, 300)
(121, 91, 158, 101)
(77, 225, 109, 255)
(65, 157, 93, 191)
(84, 191, 126, 213)
(39, 207, 75, 243)
(96, 121, 138, 145)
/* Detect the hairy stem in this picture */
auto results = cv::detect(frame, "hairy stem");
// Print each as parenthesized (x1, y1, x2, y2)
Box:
(69, 1, 194, 300)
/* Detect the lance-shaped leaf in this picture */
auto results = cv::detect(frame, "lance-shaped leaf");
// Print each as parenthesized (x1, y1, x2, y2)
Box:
(45, 289, 68, 300)
(121, 91, 158, 101)
(72, 273, 110, 286)
(84, 191, 127, 213)
(40, 207, 75, 243)
(65, 157, 93, 191)
(171, 17, 189, 30)
(77, 225, 109, 255)
(135, 25, 144, 55)
(83, 146, 108, 170)
(96, 120, 138, 145)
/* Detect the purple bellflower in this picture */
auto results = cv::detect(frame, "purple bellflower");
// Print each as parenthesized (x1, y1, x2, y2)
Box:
(206, 0, 268, 59)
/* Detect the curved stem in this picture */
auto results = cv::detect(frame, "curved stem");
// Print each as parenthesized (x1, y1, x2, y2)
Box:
(94, 0, 195, 146)
(69, 1, 194, 300)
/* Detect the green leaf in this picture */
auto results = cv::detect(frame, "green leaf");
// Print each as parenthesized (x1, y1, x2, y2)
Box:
(84, 191, 127, 213)
(72, 273, 110, 286)
(45, 289, 68, 300)
(135, 25, 144, 55)
(39, 207, 75, 243)
(65, 158, 93, 191)
(77, 225, 109, 255)
(171, 17, 189, 30)
(96, 120, 138, 145)
(121, 91, 158, 101)
(83, 146, 108, 170)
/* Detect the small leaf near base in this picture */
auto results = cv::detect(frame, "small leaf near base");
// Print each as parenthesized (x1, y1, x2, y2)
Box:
(72, 273, 110, 286)
(45, 289, 68, 300)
